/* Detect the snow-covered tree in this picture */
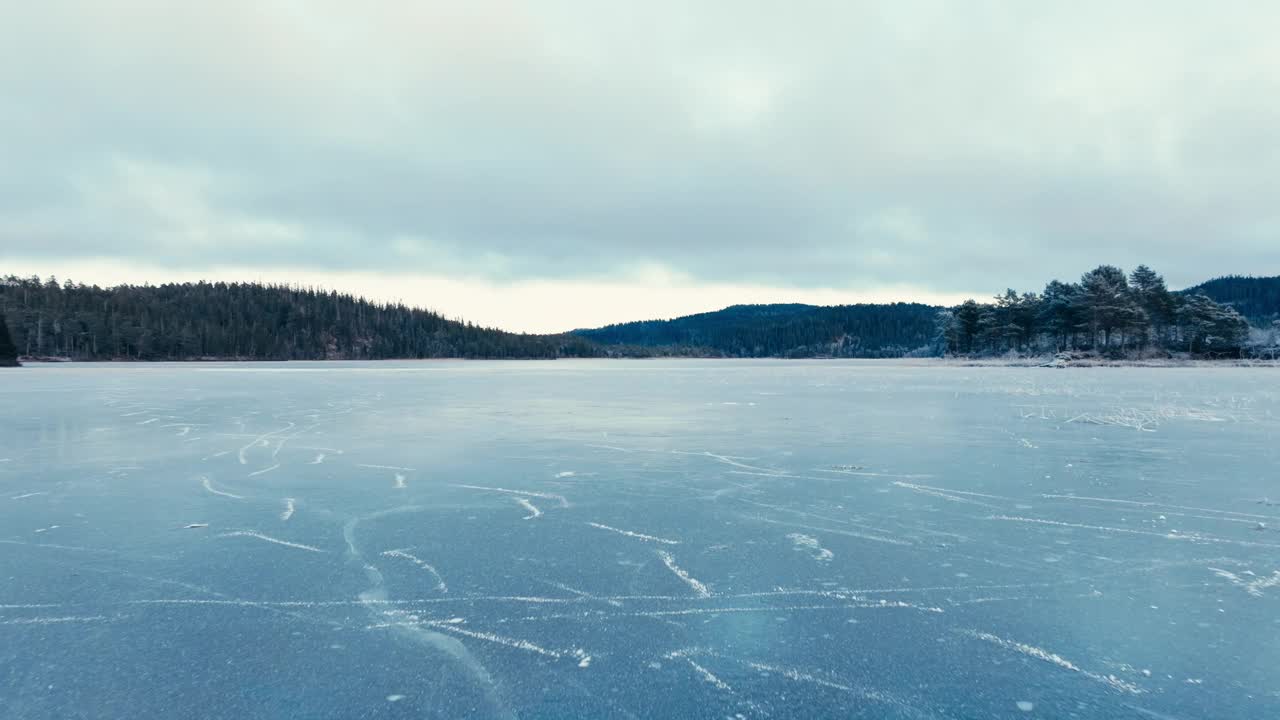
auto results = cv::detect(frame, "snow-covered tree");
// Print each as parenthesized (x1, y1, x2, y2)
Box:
(1176, 293, 1250, 355)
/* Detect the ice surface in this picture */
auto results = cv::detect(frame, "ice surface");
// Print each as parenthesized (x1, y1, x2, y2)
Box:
(2, 360, 1279, 719)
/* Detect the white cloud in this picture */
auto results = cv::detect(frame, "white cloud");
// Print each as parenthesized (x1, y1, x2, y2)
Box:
(1, 1, 1277, 310)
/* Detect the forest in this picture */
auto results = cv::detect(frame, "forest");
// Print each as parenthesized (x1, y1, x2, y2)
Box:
(2, 269, 1277, 362)
(574, 303, 941, 358)
(937, 265, 1273, 358)
(1181, 275, 1280, 326)
(0, 276, 600, 361)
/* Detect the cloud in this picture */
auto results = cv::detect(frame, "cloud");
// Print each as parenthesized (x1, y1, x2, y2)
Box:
(2, 0, 1278, 312)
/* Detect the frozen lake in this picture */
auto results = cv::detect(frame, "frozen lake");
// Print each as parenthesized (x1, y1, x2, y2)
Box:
(2, 360, 1277, 719)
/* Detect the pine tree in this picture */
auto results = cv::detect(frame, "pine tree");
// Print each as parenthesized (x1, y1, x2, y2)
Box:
(1038, 280, 1082, 351)
(953, 300, 983, 354)
(0, 314, 20, 367)
(1079, 265, 1143, 348)
(1176, 293, 1249, 355)
(1129, 265, 1175, 345)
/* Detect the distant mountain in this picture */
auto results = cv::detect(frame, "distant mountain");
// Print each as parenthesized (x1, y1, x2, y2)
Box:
(573, 302, 943, 358)
(1182, 275, 1280, 325)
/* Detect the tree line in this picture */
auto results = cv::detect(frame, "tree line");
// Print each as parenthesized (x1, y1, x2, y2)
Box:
(575, 302, 942, 358)
(937, 265, 1255, 357)
(2, 268, 1274, 363)
(0, 276, 601, 361)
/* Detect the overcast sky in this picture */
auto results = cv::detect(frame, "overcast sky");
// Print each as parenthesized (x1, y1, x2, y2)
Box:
(2, 2, 1277, 332)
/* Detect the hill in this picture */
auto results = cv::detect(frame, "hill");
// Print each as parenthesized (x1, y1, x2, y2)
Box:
(1182, 275, 1280, 325)
(0, 276, 597, 361)
(573, 303, 943, 358)
(5, 269, 1276, 363)
(578, 267, 1279, 359)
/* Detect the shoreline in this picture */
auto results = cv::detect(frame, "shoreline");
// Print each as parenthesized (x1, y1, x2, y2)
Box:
(931, 357, 1279, 368)
(9, 356, 1278, 368)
